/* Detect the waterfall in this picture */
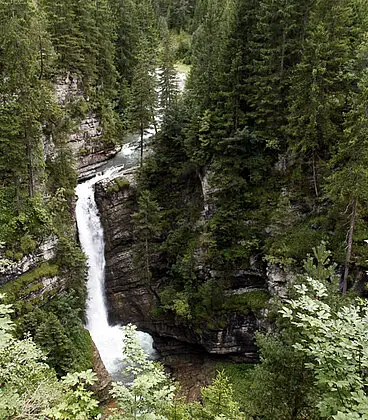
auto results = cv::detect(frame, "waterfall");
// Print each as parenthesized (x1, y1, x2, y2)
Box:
(76, 167, 155, 379)
(75, 70, 187, 378)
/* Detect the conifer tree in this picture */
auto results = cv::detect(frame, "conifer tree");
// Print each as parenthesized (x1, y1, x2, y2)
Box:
(129, 36, 158, 165)
(109, 0, 138, 83)
(158, 18, 179, 111)
(132, 190, 162, 300)
(41, 0, 87, 76)
(245, 0, 305, 149)
(0, 0, 53, 210)
(287, 0, 356, 197)
(327, 38, 368, 293)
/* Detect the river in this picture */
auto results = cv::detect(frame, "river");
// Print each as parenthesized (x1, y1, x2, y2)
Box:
(75, 70, 186, 379)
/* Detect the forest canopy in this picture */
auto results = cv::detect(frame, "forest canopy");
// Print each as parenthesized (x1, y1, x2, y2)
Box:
(1, 0, 368, 418)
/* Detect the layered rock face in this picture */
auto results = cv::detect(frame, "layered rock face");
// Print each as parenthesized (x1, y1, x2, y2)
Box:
(53, 73, 118, 181)
(0, 237, 57, 286)
(95, 168, 270, 369)
(1, 74, 114, 287)
(94, 168, 147, 324)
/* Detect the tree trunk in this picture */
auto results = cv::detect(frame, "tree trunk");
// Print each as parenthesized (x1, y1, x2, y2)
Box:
(140, 123, 144, 167)
(39, 35, 44, 80)
(342, 198, 357, 294)
(280, 30, 286, 75)
(312, 151, 319, 197)
(150, 106, 158, 134)
(25, 127, 34, 198)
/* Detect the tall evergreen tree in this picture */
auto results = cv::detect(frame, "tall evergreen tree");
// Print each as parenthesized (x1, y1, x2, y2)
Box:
(327, 38, 368, 293)
(132, 190, 162, 300)
(286, 0, 356, 197)
(245, 0, 307, 149)
(158, 18, 179, 110)
(0, 0, 54, 219)
(129, 36, 158, 165)
(41, 0, 88, 77)
(109, 0, 138, 83)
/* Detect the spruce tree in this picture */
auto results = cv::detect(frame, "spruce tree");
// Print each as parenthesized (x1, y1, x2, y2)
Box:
(129, 35, 158, 165)
(109, 0, 138, 83)
(41, 0, 87, 76)
(158, 18, 179, 111)
(245, 0, 306, 149)
(287, 0, 356, 197)
(327, 39, 368, 293)
(132, 190, 162, 300)
(0, 0, 54, 214)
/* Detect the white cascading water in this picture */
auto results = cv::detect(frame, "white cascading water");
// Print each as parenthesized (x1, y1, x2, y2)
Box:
(76, 71, 186, 379)
(76, 164, 155, 379)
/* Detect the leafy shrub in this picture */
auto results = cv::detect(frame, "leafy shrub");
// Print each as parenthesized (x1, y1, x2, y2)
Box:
(107, 177, 130, 193)
(223, 290, 270, 313)
(20, 234, 37, 254)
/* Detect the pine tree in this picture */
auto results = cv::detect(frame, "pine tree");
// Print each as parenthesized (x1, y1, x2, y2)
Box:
(129, 36, 158, 165)
(41, 0, 87, 76)
(109, 0, 138, 83)
(158, 18, 179, 110)
(327, 39, 368, 293)
(245, 0, 306, 149)
(132, 190, 162, 300)
(0, 0, 53, 208)
(287, 0, 356, 197)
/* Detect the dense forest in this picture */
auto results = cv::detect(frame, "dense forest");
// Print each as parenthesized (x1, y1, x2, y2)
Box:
(1, 0, 368, 418)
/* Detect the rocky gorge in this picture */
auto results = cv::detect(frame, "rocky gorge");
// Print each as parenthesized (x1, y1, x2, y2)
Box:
(93, 162, 283, 394)
(0, 65, 290, 398)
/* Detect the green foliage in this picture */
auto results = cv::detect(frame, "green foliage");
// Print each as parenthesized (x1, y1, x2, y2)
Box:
(0, 294, 14, 349)
(280, 279, 368, 418)
(46, 370, 100, 420)
(108, 324, 242, 420)
(0, 298, 100, 420)
(107, 177, 131, 193)
(173, 30, 192, 64)
(240, 243, 368, 419)
(132, 189, 162, 297)
(129, 33, 158, 164)
(0, 263, 59, 315)
(56, 236, 87, 310)
(265, 219, 326, 267)
(159, 20, 179, 110)
(215, 362, 254, 411)
(109, 324, 176, 419)
(243, 332, 318, 419)
(18, 302, 94, 376)
(223, 290, 270, 313)
(160, 286, 193, 319)
(199, 370, 242, 419)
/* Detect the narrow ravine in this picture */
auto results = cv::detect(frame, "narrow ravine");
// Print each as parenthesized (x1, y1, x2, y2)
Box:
(76, 161, 155, 379)
(76, 70, 187, 379)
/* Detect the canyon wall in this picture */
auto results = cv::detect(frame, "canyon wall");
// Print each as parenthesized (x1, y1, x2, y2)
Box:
(95, 168, 274, 372)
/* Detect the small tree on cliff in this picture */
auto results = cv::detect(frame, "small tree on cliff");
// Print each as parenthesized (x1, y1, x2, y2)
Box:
(132, 190, 162, 300)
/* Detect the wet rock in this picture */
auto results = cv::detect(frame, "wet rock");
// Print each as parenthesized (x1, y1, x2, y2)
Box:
(90, 336, 112, 403)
